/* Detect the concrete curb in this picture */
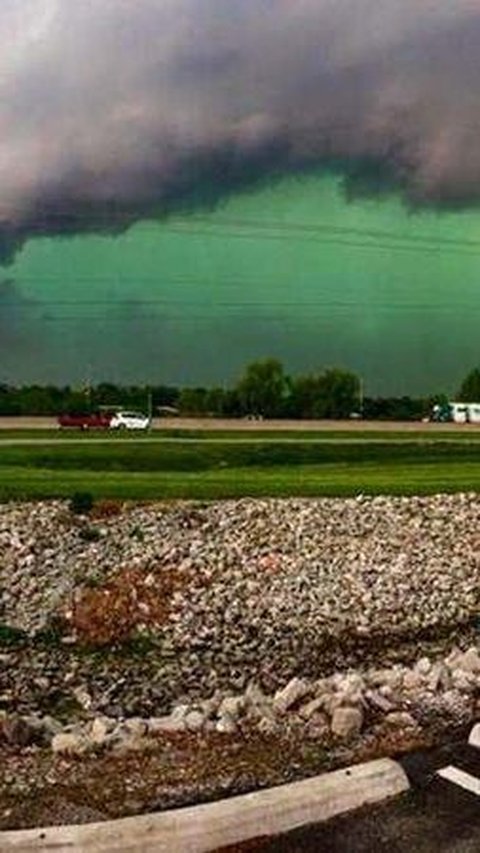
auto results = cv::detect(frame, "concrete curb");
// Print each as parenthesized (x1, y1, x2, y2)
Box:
(468, 723, 480, 749)
(0, 757, 409, 852)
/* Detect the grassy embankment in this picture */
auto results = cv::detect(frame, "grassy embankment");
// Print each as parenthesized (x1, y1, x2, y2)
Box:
(1, 427, 480, 440)
(0, 437, 479, 500)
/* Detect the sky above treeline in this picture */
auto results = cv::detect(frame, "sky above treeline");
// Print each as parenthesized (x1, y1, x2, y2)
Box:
(2, 1, 480, 395)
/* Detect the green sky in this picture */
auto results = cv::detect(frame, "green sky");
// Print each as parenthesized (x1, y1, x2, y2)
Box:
(3, 174, 480, 395)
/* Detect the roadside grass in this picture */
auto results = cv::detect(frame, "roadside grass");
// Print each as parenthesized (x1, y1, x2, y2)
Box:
(1, 460, 480, 501)
(0, 439, 479, 472)
(1, 427, 480, 442)
(0, 437, 478, 501)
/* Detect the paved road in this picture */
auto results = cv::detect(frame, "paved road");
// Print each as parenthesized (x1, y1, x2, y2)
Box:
(221, 739, 480, 852)
(0, 416, 479, 432)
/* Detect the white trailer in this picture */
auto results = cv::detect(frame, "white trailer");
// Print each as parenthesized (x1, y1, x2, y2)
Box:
(449, 402, 480, 424)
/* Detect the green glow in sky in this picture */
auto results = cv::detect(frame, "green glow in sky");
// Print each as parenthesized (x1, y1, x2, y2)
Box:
(4, 174, 480, 395)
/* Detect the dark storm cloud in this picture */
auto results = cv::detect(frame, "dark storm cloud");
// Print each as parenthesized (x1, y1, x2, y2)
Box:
(0, 278, 41, 359)
(2, 0, 480, 263)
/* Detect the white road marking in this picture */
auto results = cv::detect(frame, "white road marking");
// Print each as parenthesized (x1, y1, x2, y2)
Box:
(438, 765, 480, 796)
(469, 724, 480, 750)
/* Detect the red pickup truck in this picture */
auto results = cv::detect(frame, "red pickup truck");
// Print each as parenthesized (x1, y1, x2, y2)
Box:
(58, 412, 112, 430)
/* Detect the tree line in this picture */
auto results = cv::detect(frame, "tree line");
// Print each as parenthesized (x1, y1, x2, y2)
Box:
(0, 361, 479, 420)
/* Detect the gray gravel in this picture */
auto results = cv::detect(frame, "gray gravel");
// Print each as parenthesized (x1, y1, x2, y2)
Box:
(1, 495, 479, 716)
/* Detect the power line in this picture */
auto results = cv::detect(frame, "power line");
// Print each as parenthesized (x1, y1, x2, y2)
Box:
(0, 207, 478, 249)
(3, 212, 480, 257)
(9, 304, 480, 323)
(4, 299, 480, 316)
(185, 214, 480, 251)
(161, 224, 480, 259)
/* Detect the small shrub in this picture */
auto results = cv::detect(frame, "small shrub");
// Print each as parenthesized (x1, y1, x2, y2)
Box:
(83, 574, 102, 589)
(41, 689, 84, 722)
(69, 491, 94, 515)
(0, 623, 28, 646)
(78, 525, 102, 543)
(129, 525, 145, 542)
(33, 615, 65, 646)
(91, 499, 123, 519)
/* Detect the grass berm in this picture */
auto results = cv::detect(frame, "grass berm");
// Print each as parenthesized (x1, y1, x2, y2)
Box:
(0, 437, 479, 500)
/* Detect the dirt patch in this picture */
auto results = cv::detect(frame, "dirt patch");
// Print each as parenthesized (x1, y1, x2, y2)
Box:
(0, 721, 467, 832)
(63, 563, 205, 647)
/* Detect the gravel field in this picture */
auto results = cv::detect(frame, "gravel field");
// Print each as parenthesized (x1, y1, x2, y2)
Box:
(1, 493, 480, 831)
(1, 495, 479, 717)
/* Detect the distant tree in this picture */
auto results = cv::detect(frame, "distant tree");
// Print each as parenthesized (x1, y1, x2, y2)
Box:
(288, 375, 320, 419)
(236, 359, 288, 417)
(178, 387, 209, 415)
(151, 385, 179, 408)
(17, 385, 64, 415)
(204, 387, 227, 415)
(457, 368, 480, 401)
(312, 368, 361, 419)
(0, 384, 20, 415)
(362, 396, 427, 421)
(220, 388, 242, 417)
(92, 383, 121, 408)
(62, 389, 92, 416)
(429, 393, 450, 407)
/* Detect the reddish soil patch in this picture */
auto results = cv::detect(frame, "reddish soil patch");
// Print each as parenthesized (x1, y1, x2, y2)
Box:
(63, 563, 204, 646)
(0, 721, 463, 832)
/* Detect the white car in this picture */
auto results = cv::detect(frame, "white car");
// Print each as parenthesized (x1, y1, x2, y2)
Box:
(109, 411, 151, 430)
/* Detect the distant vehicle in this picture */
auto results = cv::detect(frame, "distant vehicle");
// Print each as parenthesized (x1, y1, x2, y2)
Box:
(109, 411, 151, 430)
(430, 402, 480, 424)
(58, 412, 112, 430)
(157, 405, 179, 416)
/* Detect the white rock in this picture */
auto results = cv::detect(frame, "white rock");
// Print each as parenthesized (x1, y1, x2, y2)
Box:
(218, 696, 244, 721)
(331, 707, 363, 739)
(445, 648, 463, 670)
(402, 671, 424, 691)
(216, 716, 237, 734)
(122, 718, 148, 738)
(415, 657, 432, 677)
(458, 648, 480, 674)
(384, 712, 416, 729)
(244, 682, 267, 707)
(451, 669, 477, 693)
(72, 688, 93, 710)
(51, 732, 89, 755)
(171, 704, 190, 722)
(89, 717, 111, 745)
(257, 716, 278, 735)
(273, 678, 310, 713)
(426, 663, 450, 693)
(297, 697, 327, 721)
(184, 710, 205, 732)
(365, 690, 396, 713)
(338, 673, 365, 692)
(148, 715, 186, 734)
(305, 712, 329, 740)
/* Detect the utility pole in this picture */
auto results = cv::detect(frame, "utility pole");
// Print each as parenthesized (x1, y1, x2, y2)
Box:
(83, 378, 92, 411)
(359, 376, 364, 413)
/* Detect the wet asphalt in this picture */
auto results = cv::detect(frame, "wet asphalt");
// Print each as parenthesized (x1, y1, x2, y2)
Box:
(229, 740, 480, 852)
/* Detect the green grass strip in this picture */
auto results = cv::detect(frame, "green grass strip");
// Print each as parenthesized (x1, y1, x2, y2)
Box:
(0, 440, 478, 473)
(1, 428, 480, 441)
(1, 461, 479, 501)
